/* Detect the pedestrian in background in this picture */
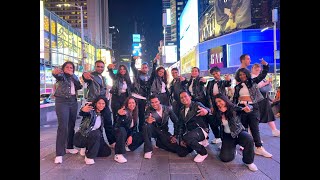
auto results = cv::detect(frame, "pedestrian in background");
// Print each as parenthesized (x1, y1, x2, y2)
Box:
(251, 63, 280, 137)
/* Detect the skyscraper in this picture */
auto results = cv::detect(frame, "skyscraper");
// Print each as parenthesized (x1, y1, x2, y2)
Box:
(44, 0, 110, 48)
(163, 0, 172, 43)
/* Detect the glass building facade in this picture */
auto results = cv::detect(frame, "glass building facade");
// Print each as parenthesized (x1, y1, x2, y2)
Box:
(40, 5, 108, 94)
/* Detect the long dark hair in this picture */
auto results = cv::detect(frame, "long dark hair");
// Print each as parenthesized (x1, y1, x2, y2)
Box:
(123, 96, 138, 123)
(214, 93, 237, 120)
(117, 64, 132, 85)
(235, 68, 252, 88)
(235, 68, 251, 82)
(156, 66, 167, 84)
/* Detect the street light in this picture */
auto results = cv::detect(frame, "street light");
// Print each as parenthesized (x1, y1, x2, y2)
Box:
(56, 3, 86, 71)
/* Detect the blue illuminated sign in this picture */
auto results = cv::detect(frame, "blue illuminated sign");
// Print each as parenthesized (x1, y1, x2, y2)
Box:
(132, 34, 141, 43)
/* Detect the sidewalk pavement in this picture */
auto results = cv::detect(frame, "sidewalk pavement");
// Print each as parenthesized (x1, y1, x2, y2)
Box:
(40, 118, 280, 180)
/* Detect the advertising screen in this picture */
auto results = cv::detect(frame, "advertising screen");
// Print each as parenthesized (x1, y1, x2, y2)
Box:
(40, 1, 44, 59)
(179, 0, 198, 57)
(208, 45, 227, 69)
(101, 49, 112, 65)
(163, 45, 177, 63)
(132, 34, 141, 43)
(132, 43, 142, 56)
(180, 49, 196, 75)
(199, 0, 252, 41)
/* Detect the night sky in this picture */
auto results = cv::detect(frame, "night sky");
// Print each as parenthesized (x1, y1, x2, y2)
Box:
(109, 0, 163, 62)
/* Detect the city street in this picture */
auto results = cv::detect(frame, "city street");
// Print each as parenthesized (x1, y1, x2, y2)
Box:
(40, 118, 280, 180)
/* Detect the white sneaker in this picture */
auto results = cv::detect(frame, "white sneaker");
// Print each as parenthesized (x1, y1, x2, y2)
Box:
(194, 154, 208, 163)
(109, 143, 115, 149)
(66, 149, 79, 154)
(84, 156, 95, 165)
(80, 148, 86, 156)
(54, 156, 63, 164)
(114, 154, 127, 163)
(255, 147, 272, 158)
(272, 129, 280, 137)
(125, 146, 131, 152)
(144, 151, 152, 159)
(211, 138, 222, 144)
(245, 163, 258, 172)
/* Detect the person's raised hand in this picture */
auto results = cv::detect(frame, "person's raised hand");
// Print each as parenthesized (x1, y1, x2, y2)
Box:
(146, 113, 155, 124)
(82, 102, 94, 112)
(52, 67, 63, 75)
(197, 106, 209, 116)
(83, 72, 94, 80)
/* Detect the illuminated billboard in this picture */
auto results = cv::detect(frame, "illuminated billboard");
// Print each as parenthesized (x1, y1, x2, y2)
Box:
(163, 45, 177, 63)
(101, 49, 112, 65)
(200, 0, 252, 41)
(132, 34, 141, 43)
(179, 0, 198, 57)
(40, 1, 44, 59)
(208, 45, 227, 69)
(132, 43, 142, 56)
(180, 49, 196, 75)
(166, 9, 171, 25)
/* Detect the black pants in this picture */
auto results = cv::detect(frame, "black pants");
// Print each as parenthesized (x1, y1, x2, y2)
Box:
(55, 97, 78, 156)
(206, 114, 221, 139)
(101, 107, 116, 145)
(239, 104, 262, 147)
(111, 93, 128, 121)
(143, 123, 190, 157)
(137, 99, 147, 132)
(114, 127, 144, 154)
(219, 131, 254, 164)
(74, 130, 112, 158)
(182, 128, 207, 156)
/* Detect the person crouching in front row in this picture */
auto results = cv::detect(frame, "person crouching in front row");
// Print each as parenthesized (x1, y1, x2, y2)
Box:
(213, 93, 258, 171)
(73, 96, 112, 165)
(179, 91, 211, 163)
(113, 97, 144, 163)
(143, 95, 191, 159)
